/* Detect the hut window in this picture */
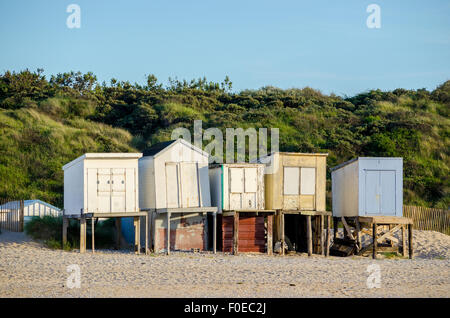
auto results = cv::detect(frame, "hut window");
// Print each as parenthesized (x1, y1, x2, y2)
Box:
(300, 167, 316, 195)
(283, 167, 300, 195)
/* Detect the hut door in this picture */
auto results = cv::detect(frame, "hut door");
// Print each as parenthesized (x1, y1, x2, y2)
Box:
(180, 162, 200, 208)
(229, 168, 244, 210)
(364, 170, 396, 215)
(229, 167, 258, 210)
(243, 168, 257, 209)
(166, 163, 180, 208)
(111, 169, 126, 212)
(97, 168, 112, 213)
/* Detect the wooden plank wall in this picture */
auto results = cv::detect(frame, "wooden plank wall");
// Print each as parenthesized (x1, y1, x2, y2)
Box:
(403, 205, 450, 235)
(221, 215, 266, 253)
(0, 199, 24, 232)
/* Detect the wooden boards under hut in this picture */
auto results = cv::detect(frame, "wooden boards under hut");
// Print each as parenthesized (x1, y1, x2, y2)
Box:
(330, 216, 413, 259)
(210, 163, 275, 254)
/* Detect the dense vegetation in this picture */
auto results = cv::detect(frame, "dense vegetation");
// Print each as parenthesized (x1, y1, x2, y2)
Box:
(24, 216, 116, 250)
(0, 69, 448, 209)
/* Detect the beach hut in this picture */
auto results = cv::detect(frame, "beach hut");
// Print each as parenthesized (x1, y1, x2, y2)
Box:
(257, 152, 331, 256)
(331, 157, 403, 218)
(209, 163, 274, 254)
(330, 157, 412, 259)
(0, 199, 61, 218)
(138, 139, 217, 254)
(62, 153, 147, 254)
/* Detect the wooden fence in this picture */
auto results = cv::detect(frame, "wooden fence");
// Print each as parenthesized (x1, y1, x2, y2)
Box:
(403, 205, 450, 235)
(0, 199, 24, 232)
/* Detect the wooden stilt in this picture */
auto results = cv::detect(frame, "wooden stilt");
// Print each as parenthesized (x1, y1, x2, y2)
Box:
(281, 212, 285, 256)
(134, 216, 140, 254)
(213, 212, 217, 254)
(80, 216, 86, 254)
(401, 225, 407, 257)
(233, 212, 239, 255)
(115, 218, 121, 250)
(372, 222, 377, 259)
(166, 212, 171, 255)
(408, 223, 413, 259)
(320, 215, 324, 255)
(149, 211, 154, 252)
(145, 213, 149, 255)
(267, 214, 273, 255)
(325, 215, 330, 257)
(62, 217, 68, 249)
(91, 217, 95, 254)
(307, 215, 312, 257)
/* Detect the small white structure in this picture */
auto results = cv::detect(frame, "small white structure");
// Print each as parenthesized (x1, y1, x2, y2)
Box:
(139, 139, 211, 210)
(0, 200, 61, 217)
(209, 163, 265, 213)
(23, 200, 61, 217)
(331, 157, 403, 217)
(138, 139, 217, 253)
(62, 153, 142, 215)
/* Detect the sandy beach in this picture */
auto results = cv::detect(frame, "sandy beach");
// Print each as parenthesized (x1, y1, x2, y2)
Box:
(0, 230, 449, 298)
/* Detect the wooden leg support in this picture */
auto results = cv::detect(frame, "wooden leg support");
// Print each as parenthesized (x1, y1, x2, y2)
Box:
(401, 225, 407, 257)
(134, 216, 140, 255)
(213, 212, 217, 254)
(91, 218, 95, 254)
(145, 214, 149, 255)
(233, 212, 239, 255)
(166, 212, 171, 255)
(307, 215, 312, 257)
(80, 216, 86, 254)
(320, 215, 324, 255)
(372, 223, 377, 259)
(281, 212, 285, 256)
(62, 217, 68, 249)
(325, 215, 330, 257)
(267, 214, 273, 255)
(408, 224, 413, 259)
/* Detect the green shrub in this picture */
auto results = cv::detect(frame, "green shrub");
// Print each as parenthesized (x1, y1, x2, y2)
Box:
(24, 216, 116, 250)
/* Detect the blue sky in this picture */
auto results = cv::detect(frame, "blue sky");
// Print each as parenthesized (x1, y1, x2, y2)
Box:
(0, 0, 449, 95)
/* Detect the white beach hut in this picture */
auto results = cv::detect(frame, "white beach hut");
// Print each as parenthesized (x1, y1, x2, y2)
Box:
(138, 139, 217, 254)
(331, 157, 403, 217)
